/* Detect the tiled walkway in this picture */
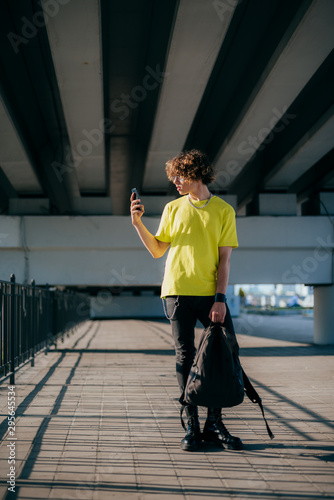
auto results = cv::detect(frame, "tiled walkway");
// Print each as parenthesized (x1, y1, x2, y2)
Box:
(0, 317, 333, 499)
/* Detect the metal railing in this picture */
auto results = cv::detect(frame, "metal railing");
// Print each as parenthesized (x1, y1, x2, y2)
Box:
(0, 274, 90, 384)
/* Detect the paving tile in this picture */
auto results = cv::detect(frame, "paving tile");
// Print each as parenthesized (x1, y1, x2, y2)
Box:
(1, 319, 334, 499)
(13, 486, 53, 498)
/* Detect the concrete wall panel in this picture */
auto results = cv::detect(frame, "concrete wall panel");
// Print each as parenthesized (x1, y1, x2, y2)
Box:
(0, 215, 332, 286)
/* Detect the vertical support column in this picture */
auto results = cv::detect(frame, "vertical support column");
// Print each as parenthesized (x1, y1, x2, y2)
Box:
(10, 274, 16, 385)
(314, 284, 334, 344)
(31, 279, 36, 367)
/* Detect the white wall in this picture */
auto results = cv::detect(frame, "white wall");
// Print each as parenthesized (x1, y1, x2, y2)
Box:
(0, 215, 333, 286)
(90, 285, 239, 319)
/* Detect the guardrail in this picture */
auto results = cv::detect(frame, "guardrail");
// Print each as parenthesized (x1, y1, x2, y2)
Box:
(0, 275, 90, 384)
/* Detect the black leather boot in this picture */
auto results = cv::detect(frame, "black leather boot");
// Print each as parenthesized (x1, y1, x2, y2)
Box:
(202, 408, 243, 450)
(181, 405, 201, 451)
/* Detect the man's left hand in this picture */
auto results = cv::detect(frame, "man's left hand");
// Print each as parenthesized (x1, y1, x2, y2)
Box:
(209, 302, 226, 324)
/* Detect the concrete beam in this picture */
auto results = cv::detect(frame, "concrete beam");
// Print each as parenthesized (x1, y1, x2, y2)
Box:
(213, 0, 334, 188)
(320, 193, 334, 215)
(267, 108, 334, 189)
(258, 194, 297, 216)
(143, 0, 236, 190)
(42, 0, 105, 194)
(140, 196, 176, 216)
(0, 100, 42, 195)
(9, 199, 50, 215)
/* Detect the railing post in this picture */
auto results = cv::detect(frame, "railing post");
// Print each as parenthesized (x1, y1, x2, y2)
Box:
(31, 279, 36, 367)
(10, 274, 16, 385)
(53, 291, 58, 349)
(45, 284, 50, 354)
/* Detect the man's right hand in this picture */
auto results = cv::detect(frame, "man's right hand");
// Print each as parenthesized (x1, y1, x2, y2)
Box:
(130, 192, 144, 226)
(130, 194, 170, 258)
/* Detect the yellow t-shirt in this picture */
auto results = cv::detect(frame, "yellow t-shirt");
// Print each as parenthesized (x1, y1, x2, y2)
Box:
(155, 195, 238, 297)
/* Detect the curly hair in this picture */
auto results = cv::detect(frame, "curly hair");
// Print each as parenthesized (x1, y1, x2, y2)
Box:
(165, 150, 215, 185)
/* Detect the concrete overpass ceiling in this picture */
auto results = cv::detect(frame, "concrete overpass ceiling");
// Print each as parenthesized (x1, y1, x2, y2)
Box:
(228, 47, 334, 208)
(266, 108, 334, 189)
(101, 0, 179, 214)
(214, 0, 334, 180)
(42, 0, 105, 195)
(287, 147, 334, 204)
(0, 99, 42, 195)
(0, 0, 80, 214)
(0, 0, 333, 216)
(325, 176, 334, 189)
(142, 0, 237, 191)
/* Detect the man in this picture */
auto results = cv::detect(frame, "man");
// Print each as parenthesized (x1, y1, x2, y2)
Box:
(130, 149, 242, 451)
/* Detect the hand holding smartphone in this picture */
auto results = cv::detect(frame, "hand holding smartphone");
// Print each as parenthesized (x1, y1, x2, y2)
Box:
(131, 187, 139, 200)
(131, 187, 143, 212)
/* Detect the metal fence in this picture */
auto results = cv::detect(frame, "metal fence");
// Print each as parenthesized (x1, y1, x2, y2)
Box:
(0, 274, 90, 384)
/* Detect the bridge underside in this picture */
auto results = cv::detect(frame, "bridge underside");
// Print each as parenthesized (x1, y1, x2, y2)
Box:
(1, 0, 334, 342)
(0, 0, 333, 217)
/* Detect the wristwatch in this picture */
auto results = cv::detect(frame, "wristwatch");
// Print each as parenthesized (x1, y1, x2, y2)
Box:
(215, 293, 227, 303)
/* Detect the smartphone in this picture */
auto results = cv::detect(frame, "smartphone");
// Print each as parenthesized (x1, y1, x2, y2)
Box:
(131, 187, 142, 210)
(131, 187, 139, 200)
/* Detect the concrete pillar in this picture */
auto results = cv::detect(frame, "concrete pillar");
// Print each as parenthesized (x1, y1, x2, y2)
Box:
(314, 285, 334, 344)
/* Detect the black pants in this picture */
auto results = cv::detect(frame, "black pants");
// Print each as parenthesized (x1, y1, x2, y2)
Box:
(165, 295, 236, 393)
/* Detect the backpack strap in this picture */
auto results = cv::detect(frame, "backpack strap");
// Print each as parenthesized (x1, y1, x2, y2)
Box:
(242, 368, 275, 439)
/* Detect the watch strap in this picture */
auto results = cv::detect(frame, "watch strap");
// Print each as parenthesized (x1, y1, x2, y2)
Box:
(215, 293, 227, 303)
